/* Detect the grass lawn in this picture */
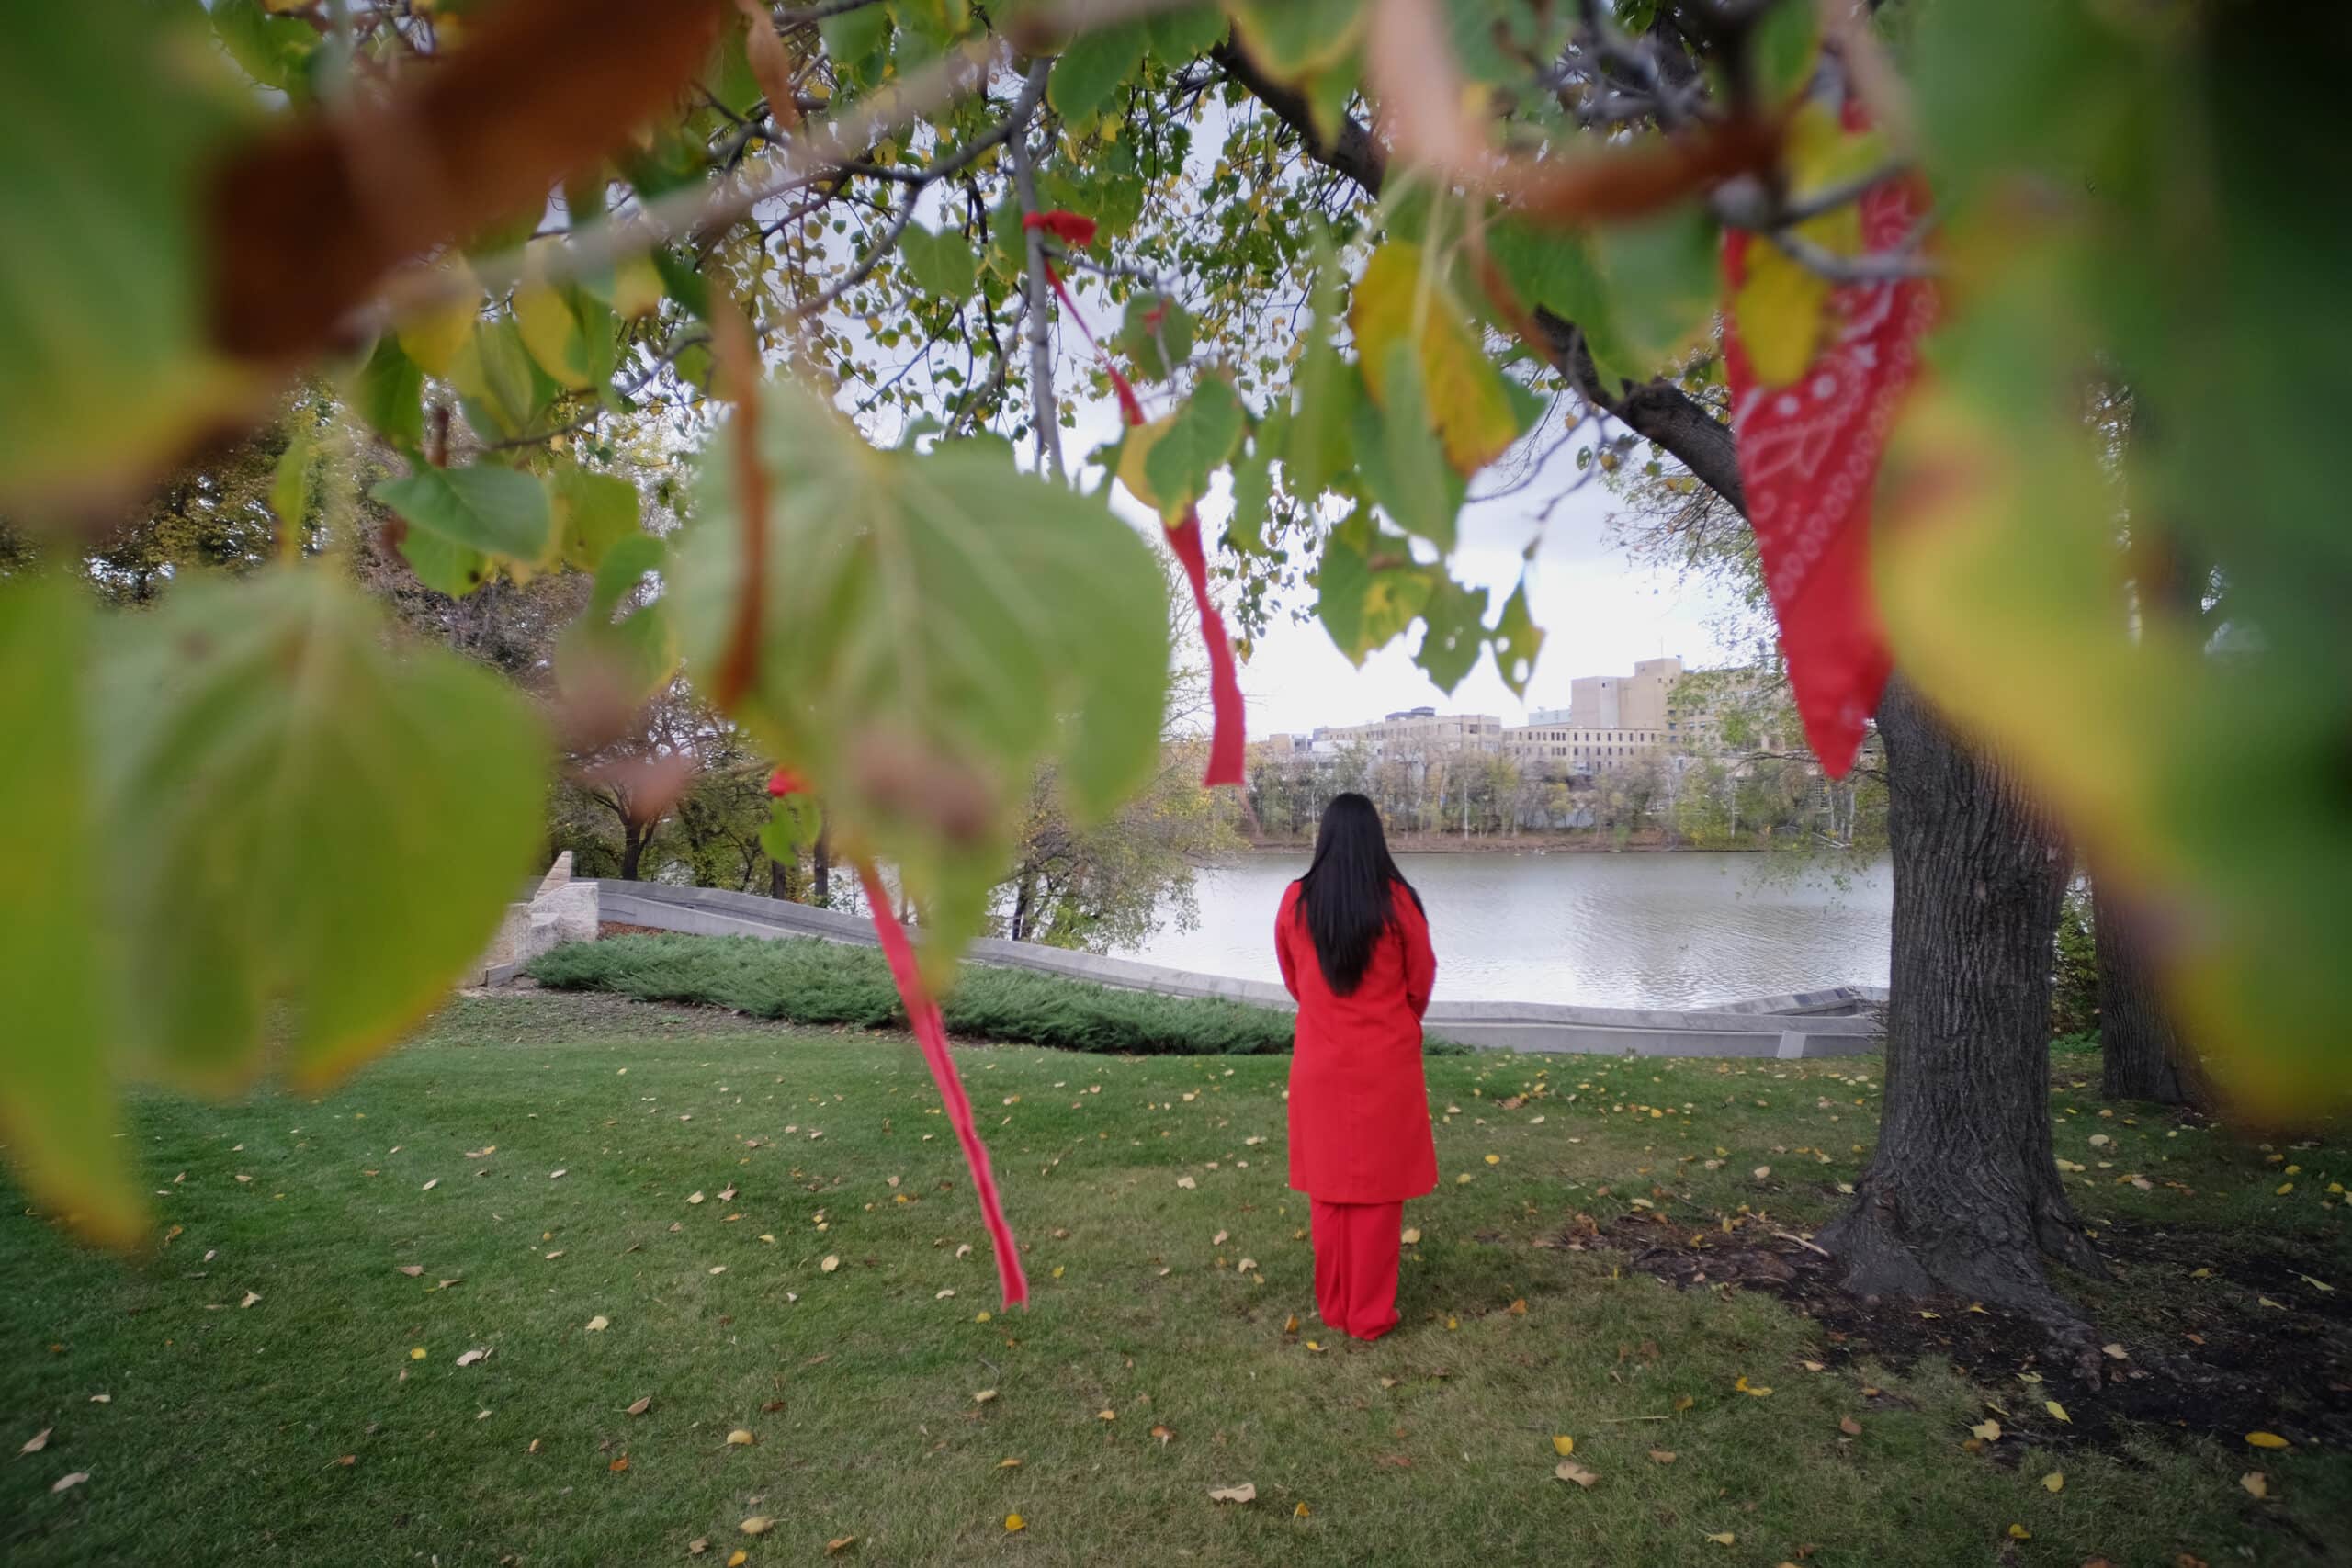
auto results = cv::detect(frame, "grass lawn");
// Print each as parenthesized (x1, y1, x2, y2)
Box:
(4, 994, 2346, 1567)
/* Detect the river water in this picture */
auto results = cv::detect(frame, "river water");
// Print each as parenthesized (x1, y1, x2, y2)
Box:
(1115, 852, 1894, 1010)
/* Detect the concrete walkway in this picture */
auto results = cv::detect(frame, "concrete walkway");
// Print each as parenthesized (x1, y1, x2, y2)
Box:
(583, 881, 1884, 1060)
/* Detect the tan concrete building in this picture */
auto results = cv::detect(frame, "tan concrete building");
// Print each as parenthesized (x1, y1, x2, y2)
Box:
(1501, 722, 1670, 774)
(1306, 706, 1504, 761)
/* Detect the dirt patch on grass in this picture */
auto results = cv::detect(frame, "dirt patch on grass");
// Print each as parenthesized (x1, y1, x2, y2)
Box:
(1589, 1208, 2352, 1457)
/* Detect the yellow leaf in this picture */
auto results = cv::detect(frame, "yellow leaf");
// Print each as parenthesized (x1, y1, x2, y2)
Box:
(740, 1517, 774, 1535)
(973, 1389, 998, 1404)
(612, 254, 664, 321)
(1649, 1449, 1678, 1464)
(727, 1429, 754, 1446)
(2245, 1431, 2291, 1449)
(1351, 242, 1519, 475)
(1208, 1483, 1258, 1504)
(1553, 1435, 1575, 1456)
(1705, 1531, 1735, 1546)
(727, 1554, 747, 1568)
(1735, 1376, 1773, 1397)
(1729, 102, 1874, 388)
(410, 1348, 427, 1360)
(584, 1315, 609, 1332)
(999, 1457, 1022, 1469)
(400, 280, 479, 378)
(2275, 1182, 2293, 1195)
(2045, 1400, 2070, 1424)
(2241, 1471, 2268, 1499)
(1294, 1502, 1311, 1517)
(1283, 1314, 1300, 1334)
(1401, 1228, 1421, 1244)
(1554, 1461, 1600, 1488)
(1674, 1395, 1695, 1412)
(1971, 1419, 2002, 1442)
(1485, 1154, 1500, 1166)
(1004, 1513, 1025, 1531)
(821, 1255, 840, 1272)
(1099, 1408, 1117, 1420)
(2042, 1472, 2064, 1493)
(1115, 417, 1190, 523)
(2007, 1523, 2031, 1540)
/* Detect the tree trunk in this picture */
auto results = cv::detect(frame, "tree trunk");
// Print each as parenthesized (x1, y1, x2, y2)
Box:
(1819, 680, 2106, 1368)
(812, 827, 831, 907)
(769, 853, 798, 902)
(619, 819, 650, 881)
(2094, 878, 2197, 1104)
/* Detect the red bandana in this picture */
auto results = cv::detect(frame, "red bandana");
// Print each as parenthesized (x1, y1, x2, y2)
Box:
(1720, 112, 1936, 777)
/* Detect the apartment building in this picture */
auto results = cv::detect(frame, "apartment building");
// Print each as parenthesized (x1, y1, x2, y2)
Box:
(1302, 706, 1505, 761)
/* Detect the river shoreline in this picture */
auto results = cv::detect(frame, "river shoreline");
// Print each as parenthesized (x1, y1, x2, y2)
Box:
(1240, 831, 1772, 856)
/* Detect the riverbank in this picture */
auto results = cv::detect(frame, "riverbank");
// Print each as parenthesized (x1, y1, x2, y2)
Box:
(1242, 830, 1772, 854)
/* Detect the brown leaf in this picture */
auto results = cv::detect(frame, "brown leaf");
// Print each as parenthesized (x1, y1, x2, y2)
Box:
(457, 1348, 492, 1367)
(334, 1454, 356, 1467)
(826, 1537, 857, 1554)
(626, 1396, 652, 1416)
(207, 0, 731, 363)
(609, 1455, 628, 1472)
(688, 1539, 709, 1556)
(1554, 1460, 1600, 1488)
(21, 1428, 52, 1455)
(396, 1265, 424, 1277)
(718, 1185, 738, 1201)
(1208, 1483, 1258, 1504)
(761, 1400, 786, 1413)
(1839, 1416, 1862, 1437)
(1152, 1425, 1173, 1445)
(1648, 1449, 1677, 1464)
(585, 1315, 610, 1332)
(2241, 1471, 2268, 1499)
(51, 1472, 89, 1494)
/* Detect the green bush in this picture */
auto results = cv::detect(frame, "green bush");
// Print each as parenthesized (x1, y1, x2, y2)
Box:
(526, 933, 1350, 1056)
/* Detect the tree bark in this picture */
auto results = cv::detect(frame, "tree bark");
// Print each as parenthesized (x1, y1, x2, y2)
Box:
(2094, 878, 2197, 1104)
(1818, 680, 2105, 1368)
(619, 818, 650, 881)
(811, 826, 831, 907)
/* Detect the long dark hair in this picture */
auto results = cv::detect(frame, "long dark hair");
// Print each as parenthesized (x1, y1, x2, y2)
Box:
(1295, 793, 1421, 996)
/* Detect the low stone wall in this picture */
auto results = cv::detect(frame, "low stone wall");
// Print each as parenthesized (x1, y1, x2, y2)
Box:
(472, 853, 600, 986)
(574, 880, 1883, 1060)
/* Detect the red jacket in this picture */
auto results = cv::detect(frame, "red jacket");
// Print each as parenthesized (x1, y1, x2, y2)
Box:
(1276, 878, 1440, 1203)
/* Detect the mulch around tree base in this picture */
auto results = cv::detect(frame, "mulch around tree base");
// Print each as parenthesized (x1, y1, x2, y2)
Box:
(1589, 1208, 2352, 1460)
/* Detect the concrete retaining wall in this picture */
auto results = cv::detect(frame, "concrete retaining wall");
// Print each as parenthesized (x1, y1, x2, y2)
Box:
(579, 881, 1883, 1060)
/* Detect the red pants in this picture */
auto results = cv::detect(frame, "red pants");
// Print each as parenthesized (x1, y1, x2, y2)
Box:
(1310, 1198, 1403, 1341)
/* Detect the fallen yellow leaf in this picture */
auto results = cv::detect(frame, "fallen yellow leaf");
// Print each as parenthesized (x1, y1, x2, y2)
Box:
(1735, 1376, 1773, 1397)
(727, 1553, 747, 1568)
(1294, 1502, 1310, 1517)
(740, 1516, 773, 1535)
(625, 1396, 651, 1416)
(1554, 1461, 1600, 1488)
(1971, 1419, 2002, 1442)
(1704, 1531, 1735, 1546)
(1649, 1449, 1677, 1464)
(1553, 1435, 1575, 1456)
(2045, 1400, 2070, 1424)
(2042, 1472, 2064, 1493)
(2245, 1431, 2291, 1449)
(2007, 1523, 2031, 1540)
(1004, 1513, 1025, 1532)
(827, 1536, 857, 1553)
(410, 1348, 427, 1360)
(726, 1429, 753, 1446)
(1401, 1228, 1422, 1245)
(2241, 1471, 2268, 1499)
(584, 1315, 609, 1332)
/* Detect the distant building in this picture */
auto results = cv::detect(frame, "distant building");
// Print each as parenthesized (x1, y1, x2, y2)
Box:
(1305, 706, 1504, 761)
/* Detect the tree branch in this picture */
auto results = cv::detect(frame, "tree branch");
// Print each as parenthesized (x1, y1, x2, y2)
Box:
(1214, 38, 1747, 517)
(1009, 75, 1066, 484)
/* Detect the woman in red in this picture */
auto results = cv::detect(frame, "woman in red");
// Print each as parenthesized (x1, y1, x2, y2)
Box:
(1276, 793, 1438, 1342)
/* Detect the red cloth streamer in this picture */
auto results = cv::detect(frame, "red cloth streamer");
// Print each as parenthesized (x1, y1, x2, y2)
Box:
(855, 861, 1029, 1310)
(1020, 209, 1099, 250)
(764, 766, 808, 798)
(1720, 104, 1937, 779)
(1024, 220, 1246, 785)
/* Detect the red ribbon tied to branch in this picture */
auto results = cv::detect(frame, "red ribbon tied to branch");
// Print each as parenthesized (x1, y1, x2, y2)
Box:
(1022, 209, 1246, 786)
(856, 861, 1029, 1309)
(764, 765, 808, 798)
(1720, 108, 1936, 778)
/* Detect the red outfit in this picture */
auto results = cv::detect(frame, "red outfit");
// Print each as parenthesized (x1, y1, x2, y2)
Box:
(1277, 878, 1438, 1339)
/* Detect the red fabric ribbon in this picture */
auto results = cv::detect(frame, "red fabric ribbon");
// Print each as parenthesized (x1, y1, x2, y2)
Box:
(856, 861, 1029, 1310)
(1720, 106, 1936, 779)
(1023, 215, 1245, 785)
(764, 766, 808, 798)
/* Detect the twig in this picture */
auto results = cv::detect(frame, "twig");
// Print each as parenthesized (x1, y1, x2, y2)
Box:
(1763, 226, 1936, 283)
(1773, 1229, 1830, 1258)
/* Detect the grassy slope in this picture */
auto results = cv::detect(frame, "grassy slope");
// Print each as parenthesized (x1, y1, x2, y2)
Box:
(0, 995, 2342, 1567)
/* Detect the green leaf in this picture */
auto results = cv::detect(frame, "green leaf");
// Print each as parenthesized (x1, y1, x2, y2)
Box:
(1487, 218, 1639, 389)
(762, 793, 824, 863)
(448, 318, 545, 439)
(1117, 293, 1195, 382)
(1354, 345, 1461, 550)
(92, 570, 547, 1092)
(1048, 18, 1148, 128)
(0, 580, 144, 1247)
(1147, 4, 1227, 62)
(513, 262, 607, 392)
(1226, 422, 1277, 556)
(1491, 574, 1544, 696)
(548, 461, 640, 573)
(1143, 377, 1244, 513)
(1286, 235, 1355, 500)
(1414, 571, 1490, 693)
(673, 381, 1171, 973)
(373, 463, 554, 586)
(819, 5, 893, 87)
(1316, 508, 1433, 665)
(1595, 204, 1724, 373)
(0, 3, 260, 506)
(209, 0, 316, 92)
(270, 424, 315, 545)
(347, 335, 425, 451)
(1748, 0, 1820, 104)
(901, 222, 978, 300)
(1351, 241, 1519, 475)
(1227, 0, 1363, 85)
